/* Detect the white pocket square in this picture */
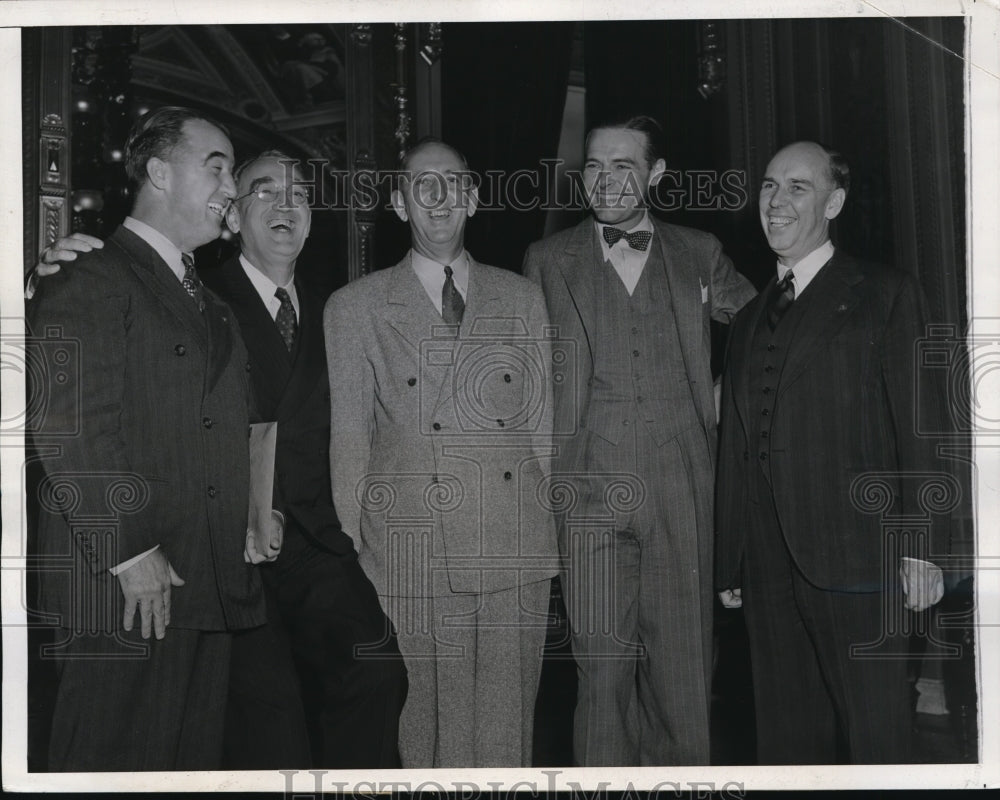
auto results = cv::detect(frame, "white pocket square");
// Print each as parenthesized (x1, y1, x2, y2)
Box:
(700, 281, 709, 304)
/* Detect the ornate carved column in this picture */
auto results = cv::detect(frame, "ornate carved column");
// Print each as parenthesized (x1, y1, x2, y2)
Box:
(346, 24, 377, 280)
(31, 29, 74, 274)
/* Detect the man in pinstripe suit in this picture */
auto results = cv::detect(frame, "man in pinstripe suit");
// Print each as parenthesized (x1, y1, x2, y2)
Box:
(27, 107, 277, 771)
(523, 116, 756, 765)
(715, 141, 948, 763)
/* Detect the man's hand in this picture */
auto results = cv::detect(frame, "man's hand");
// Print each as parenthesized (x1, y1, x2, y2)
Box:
(25, 233, 105, 300)
(718, 588, 742, 608)
(244, 510, 284, 564)
(900, 557, 944, 612)
(117, 549, 185, 640)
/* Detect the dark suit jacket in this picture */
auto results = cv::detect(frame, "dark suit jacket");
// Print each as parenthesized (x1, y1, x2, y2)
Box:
(522, 215, 756, 501)
(202, 256, 353, 555)
(28, 226, 265, 632)
(715, 251, 951, 592)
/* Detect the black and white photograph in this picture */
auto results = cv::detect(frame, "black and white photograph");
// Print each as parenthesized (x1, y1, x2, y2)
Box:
(1, 0, 997, 793)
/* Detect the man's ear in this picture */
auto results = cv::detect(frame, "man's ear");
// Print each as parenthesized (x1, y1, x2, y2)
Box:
(825, 187, 847, 220)
(649, 158, 667, 187)
(225, 203, 241, 235)
(391, 189, 408, 222)
(146, 157, 169, 191)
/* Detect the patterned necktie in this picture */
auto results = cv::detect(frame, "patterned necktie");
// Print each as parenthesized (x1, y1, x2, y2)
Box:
(766, 270, 796, 331)
(602, 226, 653, 251)
(181, 253, 204, 309)
(274, 287, 297, 351)
(442, 265, 465, 325)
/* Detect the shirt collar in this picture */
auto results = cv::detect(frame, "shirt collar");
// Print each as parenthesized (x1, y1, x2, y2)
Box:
(410, 249, 469, 298)
(239, 253, 298, 317)
(777, 240, 835, 294)
(595, 211, 653, 260)
(122, 216, 188, 282)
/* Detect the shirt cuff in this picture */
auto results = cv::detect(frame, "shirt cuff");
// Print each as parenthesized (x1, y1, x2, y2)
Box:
(109, 544, 160, 575)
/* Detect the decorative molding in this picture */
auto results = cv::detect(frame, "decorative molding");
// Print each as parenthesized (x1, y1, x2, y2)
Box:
(393, 23, 412, 163)
(346, 24, 376, 281)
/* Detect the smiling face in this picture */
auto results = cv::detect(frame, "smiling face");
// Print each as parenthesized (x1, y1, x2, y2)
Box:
(226, 155, 311, 275)
(392, 142, 476, 263)
(759, 142, 846, 266)
(156, 118, 237, 251)
(583, 127, 665, 228)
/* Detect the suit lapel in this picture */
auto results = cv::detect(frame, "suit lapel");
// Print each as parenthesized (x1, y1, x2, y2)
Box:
(432, 257, 504, 416)
(731, 285, 772, 431)
(277, 278, 325, 420)
(777, 253, 864, 396)
(384, 255, 452, 415)
(652, 220, 712, 425)
(556, 220, 598, 366)
(110, 227, 208, 351)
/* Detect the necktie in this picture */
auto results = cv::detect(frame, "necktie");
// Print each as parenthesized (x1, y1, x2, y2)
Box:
(442, 265, 465, 325)
(766, 270, 796, 331)
(181, 253, 204, 309)
(274, 287, 297, 351)
(602, 226, 653, 251)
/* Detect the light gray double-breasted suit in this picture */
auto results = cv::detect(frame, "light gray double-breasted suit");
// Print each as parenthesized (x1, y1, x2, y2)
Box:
(323, 252, 559, 767)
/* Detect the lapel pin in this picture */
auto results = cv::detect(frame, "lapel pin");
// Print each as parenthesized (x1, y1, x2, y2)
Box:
(837, 303, 848, 312)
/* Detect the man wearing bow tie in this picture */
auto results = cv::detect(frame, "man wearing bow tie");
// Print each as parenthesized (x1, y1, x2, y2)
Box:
(715, 141, 949, 763)
(522, 116, 755, 765)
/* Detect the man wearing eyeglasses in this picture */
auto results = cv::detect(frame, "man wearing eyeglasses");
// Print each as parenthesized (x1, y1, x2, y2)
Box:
(32, 150, 407, 770)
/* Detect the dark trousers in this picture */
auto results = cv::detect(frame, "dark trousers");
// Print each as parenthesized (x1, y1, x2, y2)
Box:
(741, 485, 913, 764)
(224, 529, 407, 769)
(48, 626, 231, 771)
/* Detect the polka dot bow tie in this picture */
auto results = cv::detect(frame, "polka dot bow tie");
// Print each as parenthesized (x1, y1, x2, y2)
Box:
(602, 227, 653, 251)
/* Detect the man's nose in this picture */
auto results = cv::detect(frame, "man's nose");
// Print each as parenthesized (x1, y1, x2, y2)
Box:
(220, 171, 237, 200)
(767, 185, 787, 207)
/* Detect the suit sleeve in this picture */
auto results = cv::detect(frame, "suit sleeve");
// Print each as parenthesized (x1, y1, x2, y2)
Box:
(27, 257, 161, 571)
(324, 288, 374, 554)
(880, 273, 952, 565)
(707, 236, 756, 324)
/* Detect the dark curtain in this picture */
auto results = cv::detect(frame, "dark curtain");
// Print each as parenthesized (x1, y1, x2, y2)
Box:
(441, 22, 574, 272)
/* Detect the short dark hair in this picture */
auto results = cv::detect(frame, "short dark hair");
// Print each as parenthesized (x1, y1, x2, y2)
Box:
(586, 115, 666, 168)
(234, 149, 301, 188)
(124, 106, 229, 191)
(819, 144, 851, 193)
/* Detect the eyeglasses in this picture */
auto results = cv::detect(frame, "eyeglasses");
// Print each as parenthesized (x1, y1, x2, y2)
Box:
(232, 182, 311, 207)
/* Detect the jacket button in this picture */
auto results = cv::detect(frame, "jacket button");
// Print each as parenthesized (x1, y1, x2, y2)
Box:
(503, 373, 511, 383)
(497, 419, 505, 428)
(760, 430, 769, 438)
(503, 471, 512, 480)
(246, 362, 252, 372)
(761, 408, 769, 417)
(758, 452, 768, 461)
(767, 344, 776, 352)
(762, 386, 771, 394)
(174, 344, 186, 356)
(433, 422, 441, 431)
(408, 377, 417, 386)
(207, 486, 217, 497)
(203, 417, 213, 429)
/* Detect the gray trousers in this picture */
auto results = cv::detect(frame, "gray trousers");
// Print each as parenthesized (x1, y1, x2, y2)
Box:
(563, 422, 714, 766)
(382, 577, 551, 767)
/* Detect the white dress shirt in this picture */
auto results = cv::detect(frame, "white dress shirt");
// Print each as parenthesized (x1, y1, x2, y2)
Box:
(775, 239, 834, 296)
(239, 254, 299, 322)
(411, 249, 469, 316)
(595, 211, 655, 296)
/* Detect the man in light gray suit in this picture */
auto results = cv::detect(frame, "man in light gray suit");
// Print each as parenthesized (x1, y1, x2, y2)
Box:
(323, 139, 559, 767)
(523, 116, 756, 765)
